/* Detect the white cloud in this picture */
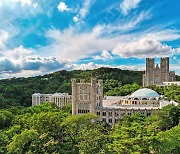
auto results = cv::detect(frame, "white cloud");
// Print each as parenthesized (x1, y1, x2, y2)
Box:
(93, 50, 112, 60)
(69, 62, 145, 71)
(73, 0, 94, 23)
(112, 38, 175, 58)
(4, 45, 34, 59)
(170, 64, 180, 75)
(45, 20, 180, 61)
(175, 47, 180, 53)
(73, 15, 79, 22)
(79, 0, 91, 18)
(70, 62, 180, 75)
(120, 0, 141, 15)
(102, 50, 112, 59)
(57, 2, 71, 12)
(96, 11, 151, 36)
(0, 30, 9, 49)
(4, 0, 38, 8)
(144, 29, 180, 42)
(45, 27, 119, 60)
(0, 56, 70, 78)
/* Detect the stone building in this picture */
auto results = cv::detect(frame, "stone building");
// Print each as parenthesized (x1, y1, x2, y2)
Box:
(162, 81, 180, 86)
(143, 57, 176, 86)
(71, 78, 103, 115)
(32, 93, 71, 107)
(71, 78, 174, 125)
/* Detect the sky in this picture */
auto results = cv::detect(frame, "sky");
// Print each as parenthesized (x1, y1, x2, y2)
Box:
(0, 0, 180, 78)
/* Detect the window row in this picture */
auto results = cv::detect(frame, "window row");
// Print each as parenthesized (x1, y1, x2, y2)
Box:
(78, 109, 90, 114)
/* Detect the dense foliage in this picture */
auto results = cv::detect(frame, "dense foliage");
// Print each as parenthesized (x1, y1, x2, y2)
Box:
(0, 67, 179, 108)
(0, 103, 180, 154)
(0, 68, 143, 107)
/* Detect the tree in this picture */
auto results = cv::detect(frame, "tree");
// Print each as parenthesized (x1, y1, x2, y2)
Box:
(0, 110, 14, 129)
(154, 124, 180, 153)
(108, 113, 158, 153)
(157, 105, 180, 130)
(7, 129, 39, 154)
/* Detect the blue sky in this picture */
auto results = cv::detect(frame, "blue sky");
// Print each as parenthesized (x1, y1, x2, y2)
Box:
(0, 0, 180, 78)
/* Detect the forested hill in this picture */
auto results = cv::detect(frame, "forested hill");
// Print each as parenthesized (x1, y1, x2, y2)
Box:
(0, 68, 143, 107)
(0, 67, 179, 107)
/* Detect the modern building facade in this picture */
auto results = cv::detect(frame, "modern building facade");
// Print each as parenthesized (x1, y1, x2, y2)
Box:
(71, 78, 174, 125)
(143, 57, 176, 86)
(32, 93, 71, 107)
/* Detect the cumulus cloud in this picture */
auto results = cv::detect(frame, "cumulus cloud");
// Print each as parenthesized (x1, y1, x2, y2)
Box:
(120, 0, 141, 15)
(57, 2, 71, 12)
(93, 50, 112, 60)
(0, 56, 69, 77)
(4, 45, 33, 59)
(70, 62, 179, 74)
(73, 15, 79, 22)
(69, 62, 144, 71)
(112, 38, 175, 58)
(0, 58, 20, 74)
(102, 50, 112, 59)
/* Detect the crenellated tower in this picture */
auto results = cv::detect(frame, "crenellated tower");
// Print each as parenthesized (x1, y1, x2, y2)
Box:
(71, 78, 103, 115)
(143, 57, 176, 86)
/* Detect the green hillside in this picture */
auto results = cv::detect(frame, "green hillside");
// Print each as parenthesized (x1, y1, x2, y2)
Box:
(0, 68, 143, 107)
(0, 67, 179, 108)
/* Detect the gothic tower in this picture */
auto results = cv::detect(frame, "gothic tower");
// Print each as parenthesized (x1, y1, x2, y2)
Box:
(143, 57, 175, 86)
(71, 78, 103, 115)
(145, 58, 155, 86)
(160, 57, 169, 82)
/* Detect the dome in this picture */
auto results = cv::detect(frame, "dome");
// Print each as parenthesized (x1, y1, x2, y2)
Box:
(130, 88, 159, 98)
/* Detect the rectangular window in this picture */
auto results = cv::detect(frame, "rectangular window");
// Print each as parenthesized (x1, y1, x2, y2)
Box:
(84, 95, 88, 100)
(108, 112, 112, 117)
(80, 95, 83, 100)
(96, 112, 100, 116)
(115, 119, 119, 123)
(109, 119, 112, 123)
(102, 118, 106, 122)
(103, 112, 106, 116)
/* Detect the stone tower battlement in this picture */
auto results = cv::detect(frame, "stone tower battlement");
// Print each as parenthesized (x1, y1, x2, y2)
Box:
(71, 78, 103, 115)
(143, 57, 176, 86)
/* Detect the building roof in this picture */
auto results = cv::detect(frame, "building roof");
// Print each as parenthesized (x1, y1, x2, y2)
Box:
(130, 88, 160, 98)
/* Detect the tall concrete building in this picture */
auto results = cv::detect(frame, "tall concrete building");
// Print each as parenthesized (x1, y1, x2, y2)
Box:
(143, 57, 176, 86)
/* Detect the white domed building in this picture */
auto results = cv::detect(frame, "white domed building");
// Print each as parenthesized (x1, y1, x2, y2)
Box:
(115, 88, 162, 107)
(72, 79, 176, 125)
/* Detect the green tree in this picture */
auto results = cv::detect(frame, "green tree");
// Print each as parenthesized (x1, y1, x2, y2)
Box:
(157, 105, 180, 130)
(7, 129, 39, 154)
(154, 124, 180, 154)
